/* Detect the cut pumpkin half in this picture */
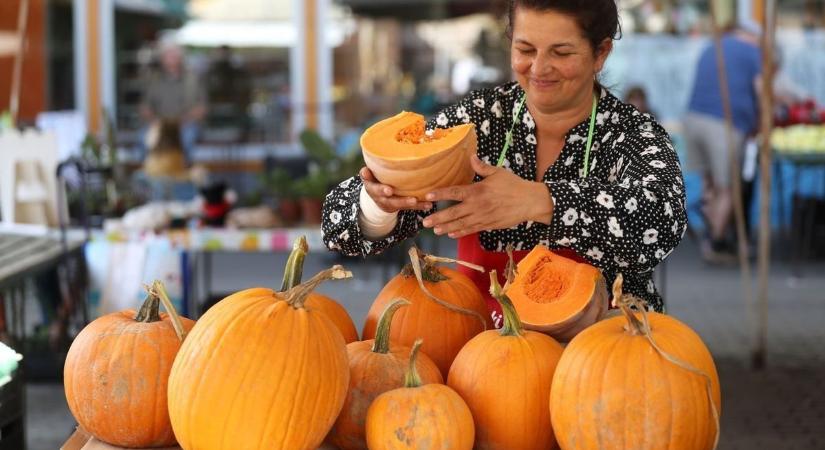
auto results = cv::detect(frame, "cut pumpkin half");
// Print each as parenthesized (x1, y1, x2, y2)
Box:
(361, 111, 477, 200)
(506, 245, 608, 342)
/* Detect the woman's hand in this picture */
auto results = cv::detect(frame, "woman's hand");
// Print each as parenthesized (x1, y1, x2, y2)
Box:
(421, 155, 554, 238)
(360, 167, 433, 213)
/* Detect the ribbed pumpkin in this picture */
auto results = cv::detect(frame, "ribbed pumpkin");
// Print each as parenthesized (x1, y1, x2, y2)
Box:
(281, 236, 359, 343)
(507, 245, 608, 342)
(330, 299, 443, 450)
(361, 111, 477, 200)
(362, 247, 491, 377)
(448, 271, 564, 450)
(550, 275, 722, 450)
(167, 266, 352, 450)
(366, 340, 474, 450)
(64, 281, 193, 448)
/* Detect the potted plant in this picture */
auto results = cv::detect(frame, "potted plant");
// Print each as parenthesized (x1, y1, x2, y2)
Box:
(293, 170, 329, 224)
(260, 168, 301, 225)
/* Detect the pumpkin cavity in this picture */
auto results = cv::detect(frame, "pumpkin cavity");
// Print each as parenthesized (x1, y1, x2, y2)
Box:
(395, 121, 449, 145)
(522, 256, 571, 303)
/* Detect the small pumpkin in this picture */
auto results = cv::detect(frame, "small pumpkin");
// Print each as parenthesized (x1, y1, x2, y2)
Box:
(281, 235, 359, 343)
(366, 340, 474, 450)
(168, 266, 352, 450)
(330, 299, 443, 450)
(550, 275, 722, 450)
(362, 247, 491, 377)
(361, 111, 477, 200)
(448, 271, 564, 450)
(506, 245, 608, 341)
(64, 281, 193, 448)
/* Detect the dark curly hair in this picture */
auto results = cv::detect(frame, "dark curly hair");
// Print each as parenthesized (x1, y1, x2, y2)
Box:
(506, 0, 622, 53)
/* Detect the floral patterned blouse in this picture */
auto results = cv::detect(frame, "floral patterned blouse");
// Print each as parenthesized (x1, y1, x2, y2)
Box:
(322, 81, 687, 312)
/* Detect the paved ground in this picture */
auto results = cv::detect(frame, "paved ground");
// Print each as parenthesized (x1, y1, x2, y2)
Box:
(27, 235, 825, 449)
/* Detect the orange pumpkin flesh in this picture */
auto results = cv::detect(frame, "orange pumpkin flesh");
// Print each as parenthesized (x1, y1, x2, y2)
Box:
(507, 245, 608, 341)
(64, 284, 194, 448)
(366, 340, 474, 450)
(167, 266, 351, 450)
(330, 299, 443, 450)
(281, 236, 359, 343)
(362, 248, 491, 378)
(448, 271, 564, 450)
(550, 275, 722, 450)
(361, 111, 477, 200)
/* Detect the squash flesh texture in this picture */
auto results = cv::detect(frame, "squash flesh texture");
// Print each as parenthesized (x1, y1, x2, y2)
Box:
(361, 111, 472, 161)
(509, 246, 600, 325)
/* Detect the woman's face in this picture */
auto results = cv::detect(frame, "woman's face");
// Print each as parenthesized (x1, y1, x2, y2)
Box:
(511, 7, 611, 114)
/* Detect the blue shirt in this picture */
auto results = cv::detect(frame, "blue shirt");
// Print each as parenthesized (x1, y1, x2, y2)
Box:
(688, 34, 762, 135)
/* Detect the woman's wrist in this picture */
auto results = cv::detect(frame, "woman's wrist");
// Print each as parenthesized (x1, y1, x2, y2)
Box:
(527, 181, 554, 225)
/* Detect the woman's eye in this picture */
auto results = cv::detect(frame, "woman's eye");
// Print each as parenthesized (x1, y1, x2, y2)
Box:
(555, 52, 573, 57)
(517, 48, 535, 55)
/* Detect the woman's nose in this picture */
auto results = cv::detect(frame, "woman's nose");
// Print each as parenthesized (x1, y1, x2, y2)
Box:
(531, 53, 555, 78)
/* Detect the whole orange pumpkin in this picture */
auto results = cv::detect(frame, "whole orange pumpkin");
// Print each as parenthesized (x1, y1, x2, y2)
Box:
(281, 236, 358, 343)
(362, 247, 491, 377)
(330, 298, 443, 450)
(64, 281, 193, 448)
(366, 340, 474, 450)
(448, 271, 564, 450)
(167, 265, 351, 450)
(550, 275, 722, 450)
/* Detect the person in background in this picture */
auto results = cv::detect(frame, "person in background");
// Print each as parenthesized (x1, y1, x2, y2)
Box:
(683, 23, 761, 263)
(624, 85, 656, 117)
(140, 41, 207, 163)
(323, 0, 687, 325)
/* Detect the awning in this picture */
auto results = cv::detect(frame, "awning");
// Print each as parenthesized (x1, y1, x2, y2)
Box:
(336, 0, 497, 21)
(171, 19, 353, 48)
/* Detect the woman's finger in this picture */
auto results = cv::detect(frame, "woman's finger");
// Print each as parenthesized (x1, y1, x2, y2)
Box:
(423, 203, 472, 230)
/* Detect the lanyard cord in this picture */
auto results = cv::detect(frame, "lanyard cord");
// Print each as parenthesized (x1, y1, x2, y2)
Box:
(496, 91, 599, 179)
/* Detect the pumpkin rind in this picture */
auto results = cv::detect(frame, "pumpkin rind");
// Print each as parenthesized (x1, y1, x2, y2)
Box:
(362, 256, 491, 378)
(361, 111, 477, 200)
(447, 271, 565, 450)
(550, 312, 722, 450)
(507, 245, 608, 341)
(330, 299, 443, 450)
(365, 341, 474, 450)
(63, 293, 194, 448)
(167, 268, 351, 450)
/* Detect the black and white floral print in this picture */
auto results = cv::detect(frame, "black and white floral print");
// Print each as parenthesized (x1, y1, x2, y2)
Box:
(322, 81, 687, 312)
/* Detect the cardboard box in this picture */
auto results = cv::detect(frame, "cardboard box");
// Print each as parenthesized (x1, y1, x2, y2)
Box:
(61, 428, 182, 450)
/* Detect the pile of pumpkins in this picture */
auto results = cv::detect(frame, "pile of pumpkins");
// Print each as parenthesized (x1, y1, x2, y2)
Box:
(64, 236, 721, 450)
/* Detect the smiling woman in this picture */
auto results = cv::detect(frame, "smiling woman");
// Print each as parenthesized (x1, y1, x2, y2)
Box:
(322, 0, 686, 323)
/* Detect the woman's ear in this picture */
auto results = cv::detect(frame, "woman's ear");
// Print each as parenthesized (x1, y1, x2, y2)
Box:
(594, 39, 613, 74)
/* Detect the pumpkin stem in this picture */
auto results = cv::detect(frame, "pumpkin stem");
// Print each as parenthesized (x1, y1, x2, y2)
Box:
(489, 270, 523, 337)
(134, 291, 161, 323)
(405, 246, 487, 330)
(403, 339, 425, 388)
(503, 243, 517, 290)
(148, 281, 187, 342)
(281, 236, 308, 291)
(285, 265, 352, 309)
(611, 274, 648, 336)
(371, 298, 411, 354)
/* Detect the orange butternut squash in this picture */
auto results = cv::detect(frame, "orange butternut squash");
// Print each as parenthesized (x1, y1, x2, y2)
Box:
(507, 245, 608, 341)
(361, 111, 477, 200)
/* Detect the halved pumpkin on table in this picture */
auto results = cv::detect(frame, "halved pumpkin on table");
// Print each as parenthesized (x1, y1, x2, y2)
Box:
(361, 111, 477, 200)
(506, 245, 608, 342)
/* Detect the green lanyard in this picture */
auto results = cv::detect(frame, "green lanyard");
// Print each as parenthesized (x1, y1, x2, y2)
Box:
(497, 92, 599, 178)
